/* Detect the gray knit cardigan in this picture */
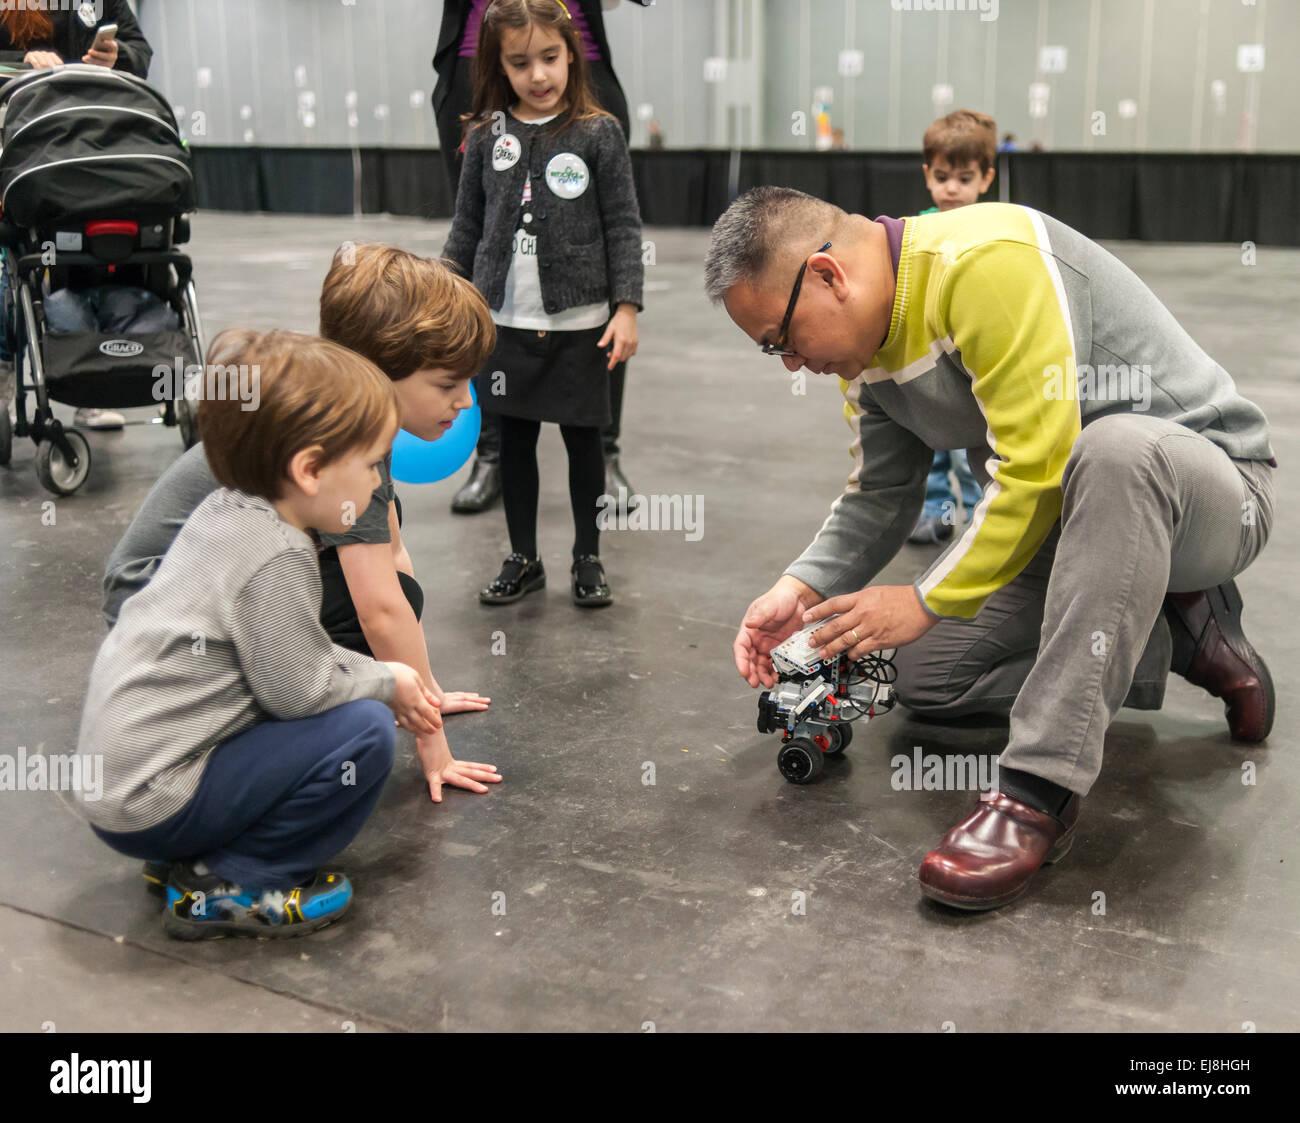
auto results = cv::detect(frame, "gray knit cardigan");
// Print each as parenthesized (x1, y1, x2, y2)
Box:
(443, 109, 644, 315)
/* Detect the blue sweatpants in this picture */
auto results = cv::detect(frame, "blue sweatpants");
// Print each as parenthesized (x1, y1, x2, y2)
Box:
(91, 699, 396, 890)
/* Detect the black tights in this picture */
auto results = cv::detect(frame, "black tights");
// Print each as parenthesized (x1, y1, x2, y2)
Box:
(498, 414, 604, 561)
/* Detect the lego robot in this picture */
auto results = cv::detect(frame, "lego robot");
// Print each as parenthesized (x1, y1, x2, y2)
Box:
(757, 615, 897, 784)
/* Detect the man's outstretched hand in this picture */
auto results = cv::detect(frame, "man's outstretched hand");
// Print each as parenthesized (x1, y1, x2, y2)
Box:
(802, 584, 939, 658)
(734, 575, 824, 689)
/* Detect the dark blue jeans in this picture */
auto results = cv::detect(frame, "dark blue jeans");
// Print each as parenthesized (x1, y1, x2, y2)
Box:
(92, 699, 396, 890)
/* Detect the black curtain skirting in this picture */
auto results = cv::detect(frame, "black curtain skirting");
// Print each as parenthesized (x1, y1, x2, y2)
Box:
(187, 147, 1300, 245)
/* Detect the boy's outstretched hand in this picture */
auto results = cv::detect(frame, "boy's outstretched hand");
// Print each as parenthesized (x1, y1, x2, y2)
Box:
(383, 662, 442, 734)
(438, 690, 492, 714)
(416, 729, 502, 803)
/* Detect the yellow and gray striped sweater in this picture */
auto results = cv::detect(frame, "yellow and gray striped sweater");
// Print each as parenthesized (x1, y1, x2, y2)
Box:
(785, 203, 1273, 620)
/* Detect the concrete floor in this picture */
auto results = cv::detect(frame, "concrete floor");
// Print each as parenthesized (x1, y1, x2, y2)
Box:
(1, 213, 1296, 1032)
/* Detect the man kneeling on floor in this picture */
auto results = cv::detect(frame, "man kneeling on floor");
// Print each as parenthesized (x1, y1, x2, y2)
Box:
(713, 188, 1276, 911)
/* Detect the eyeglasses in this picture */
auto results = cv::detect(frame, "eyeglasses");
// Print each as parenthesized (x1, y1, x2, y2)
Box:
(760, 241, 832, 356)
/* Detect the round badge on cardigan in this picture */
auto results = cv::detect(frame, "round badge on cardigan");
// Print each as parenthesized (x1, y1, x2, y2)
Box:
(491, 134, 522, 172)
(545, 153, 590, 199)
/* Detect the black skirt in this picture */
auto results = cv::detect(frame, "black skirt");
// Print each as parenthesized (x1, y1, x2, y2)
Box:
(474, 324, 612, 428)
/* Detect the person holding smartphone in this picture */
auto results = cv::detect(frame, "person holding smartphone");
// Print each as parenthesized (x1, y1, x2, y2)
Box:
(0, 2, 151, 77)
(0, 1, 154, 431)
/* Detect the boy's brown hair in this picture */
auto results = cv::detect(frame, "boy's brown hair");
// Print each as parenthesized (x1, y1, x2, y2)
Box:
(199, 329, 398, 499)
(923, 109, 997, 173)
(462, 0, 615, 143)
(319, 243, 495, 381)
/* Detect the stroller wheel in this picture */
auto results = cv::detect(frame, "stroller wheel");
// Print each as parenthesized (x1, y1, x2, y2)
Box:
(35, 430, 91, 495)
(176, 393, 199, 449)
(0, 403, 10, 467)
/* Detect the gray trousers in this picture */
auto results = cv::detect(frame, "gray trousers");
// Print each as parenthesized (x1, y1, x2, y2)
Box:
(892, 414, 1275, 796)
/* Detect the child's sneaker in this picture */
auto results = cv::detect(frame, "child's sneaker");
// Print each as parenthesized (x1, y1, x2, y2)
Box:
(908, 513, 955, 544)
(142, 859, 171, 896)
(162, 862, 352, 940)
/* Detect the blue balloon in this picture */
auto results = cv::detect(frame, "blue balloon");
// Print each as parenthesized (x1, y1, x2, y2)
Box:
(390, 382, 482, 485)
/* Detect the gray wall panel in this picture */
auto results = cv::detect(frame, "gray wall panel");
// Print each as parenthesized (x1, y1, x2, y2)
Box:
(132, 0, 1297, 152)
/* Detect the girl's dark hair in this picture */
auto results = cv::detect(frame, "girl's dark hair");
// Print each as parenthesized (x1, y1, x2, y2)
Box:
(460, 0, 613, 142)
(1, 10, 54, 50)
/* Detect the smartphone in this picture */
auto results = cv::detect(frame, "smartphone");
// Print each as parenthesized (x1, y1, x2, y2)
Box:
(91, 24, 118, 52)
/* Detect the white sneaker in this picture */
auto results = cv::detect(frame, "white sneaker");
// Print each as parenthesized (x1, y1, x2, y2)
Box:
(73, 407, 126, 430)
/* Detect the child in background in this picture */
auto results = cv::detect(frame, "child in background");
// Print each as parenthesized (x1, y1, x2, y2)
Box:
(68, 331, 442, 940)
(443, 0, 644, 607)
(911, 109, 997, 545)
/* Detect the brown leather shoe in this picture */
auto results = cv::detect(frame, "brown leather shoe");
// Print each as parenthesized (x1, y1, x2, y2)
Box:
(1165, 579, 1274, 742)
(918, 790, 1079, 911)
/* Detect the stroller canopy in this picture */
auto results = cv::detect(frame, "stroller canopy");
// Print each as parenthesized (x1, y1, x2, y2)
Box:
(0, 64, 194, 228)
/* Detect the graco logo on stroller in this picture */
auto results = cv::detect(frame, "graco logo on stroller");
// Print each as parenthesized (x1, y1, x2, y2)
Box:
(99, 339, 145, 358)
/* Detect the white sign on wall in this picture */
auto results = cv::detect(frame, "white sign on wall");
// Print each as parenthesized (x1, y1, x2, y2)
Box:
(1039, 46, 1068, 73)
(1028, 82, 1050, 119)
(838, 49, 864, 78)
(703, 57, 727, 83)
(1117, 99, 1138, 119)
(1237, 45, 1265, 73)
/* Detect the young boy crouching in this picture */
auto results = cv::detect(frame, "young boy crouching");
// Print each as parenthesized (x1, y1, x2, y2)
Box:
(66, 330, 441, 940)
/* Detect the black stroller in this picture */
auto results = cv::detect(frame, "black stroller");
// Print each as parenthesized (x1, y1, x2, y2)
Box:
(0, 63, 205, 495)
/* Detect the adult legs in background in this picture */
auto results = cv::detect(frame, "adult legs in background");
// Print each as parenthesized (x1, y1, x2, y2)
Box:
(438, 57, 503, 513)
(582, 61, 639, 510)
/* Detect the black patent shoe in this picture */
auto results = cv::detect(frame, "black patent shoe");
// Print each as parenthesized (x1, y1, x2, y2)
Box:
(452, 457, 502, 514)
(480, 553, 545, 604)
(571, 554, 612, 607)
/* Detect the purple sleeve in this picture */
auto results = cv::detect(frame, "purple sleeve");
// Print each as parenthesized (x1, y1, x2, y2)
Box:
(459, 0, 494, 57)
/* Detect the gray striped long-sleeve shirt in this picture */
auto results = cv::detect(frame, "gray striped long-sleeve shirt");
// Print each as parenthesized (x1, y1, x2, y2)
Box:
(68, 488, 397, 833)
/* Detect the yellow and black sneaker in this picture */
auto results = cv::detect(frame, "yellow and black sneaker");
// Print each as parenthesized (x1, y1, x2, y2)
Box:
(162, 862, 353, 941)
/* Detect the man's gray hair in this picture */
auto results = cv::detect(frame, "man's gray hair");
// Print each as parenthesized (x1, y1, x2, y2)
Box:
(704, 187, 844, 305)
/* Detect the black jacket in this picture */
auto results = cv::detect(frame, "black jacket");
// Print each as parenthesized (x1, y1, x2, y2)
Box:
(432, 0, 649, 117)
(0, 0, 151, 78)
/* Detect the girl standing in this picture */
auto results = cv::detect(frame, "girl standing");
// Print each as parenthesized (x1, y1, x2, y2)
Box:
(443, 0, 643, 608)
